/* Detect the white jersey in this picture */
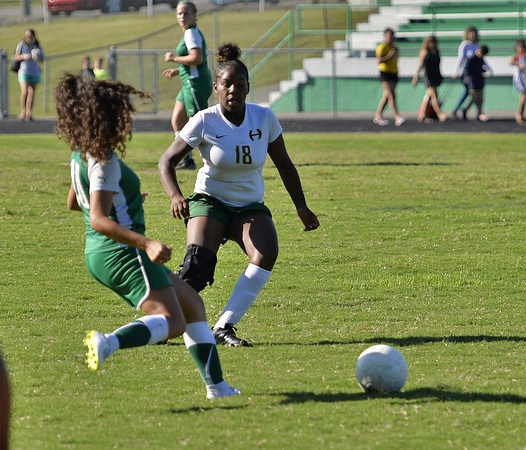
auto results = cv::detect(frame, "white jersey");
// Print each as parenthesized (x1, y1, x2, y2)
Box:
(179, 103, 283, 207)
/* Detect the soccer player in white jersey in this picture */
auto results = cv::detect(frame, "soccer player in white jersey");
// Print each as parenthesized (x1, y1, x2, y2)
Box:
(56, 74, 239, 399)
(158, 43, 320, 347)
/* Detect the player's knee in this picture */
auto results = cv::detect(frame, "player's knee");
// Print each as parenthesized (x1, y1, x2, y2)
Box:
(178, 244, 217, 293)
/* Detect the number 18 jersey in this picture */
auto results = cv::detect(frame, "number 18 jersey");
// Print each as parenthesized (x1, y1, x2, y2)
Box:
(179, 103, 283, 207)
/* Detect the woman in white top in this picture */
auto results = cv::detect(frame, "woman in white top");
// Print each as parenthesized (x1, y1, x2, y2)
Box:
(14, 29, 44, 121)
(158, 43, 319, 347)
(450, 26, 480, 119)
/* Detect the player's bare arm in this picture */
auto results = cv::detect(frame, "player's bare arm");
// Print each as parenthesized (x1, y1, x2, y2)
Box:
(158, 137, 194, 219)
(89, 190, 172, 264)
(268, 135, 319, 232)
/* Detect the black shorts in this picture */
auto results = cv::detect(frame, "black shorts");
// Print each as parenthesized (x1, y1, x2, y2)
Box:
(380, 71, 398, 83)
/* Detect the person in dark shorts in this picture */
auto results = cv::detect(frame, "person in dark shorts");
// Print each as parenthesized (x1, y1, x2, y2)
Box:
(158, 44, 319, 347)
(373, 28, 405, 127)
(412, 35, 447, 123)
(462, 45, 492, 122)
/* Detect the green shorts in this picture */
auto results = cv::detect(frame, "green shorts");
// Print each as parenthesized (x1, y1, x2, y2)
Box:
(188, 193, 272, 226)
(85, 246, 172, 309)
(176, 79, 212, 117)
(18, 73, 41, 84)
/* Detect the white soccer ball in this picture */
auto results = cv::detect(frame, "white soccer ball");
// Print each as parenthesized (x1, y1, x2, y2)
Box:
(355, 345, 408, 393)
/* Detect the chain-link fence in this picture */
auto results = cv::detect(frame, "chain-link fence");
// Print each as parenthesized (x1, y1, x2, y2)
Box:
(1, 1, 522, 118)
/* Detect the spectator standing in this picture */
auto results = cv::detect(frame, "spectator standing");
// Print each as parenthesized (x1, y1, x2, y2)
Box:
(15, 29, 44, 121)
(450, 26, 480, 119)
(462, 45, 492, 122)
(80, 55, 95, 78)
(373, 28, 405, 127)
(412, 35, 447, 123)
(510, 39, 526, 124)
(93, 56, 108, 80)
(163, 1, 212, 170)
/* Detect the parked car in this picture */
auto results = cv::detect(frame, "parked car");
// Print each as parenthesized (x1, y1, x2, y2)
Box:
(44, 0, 178, 15)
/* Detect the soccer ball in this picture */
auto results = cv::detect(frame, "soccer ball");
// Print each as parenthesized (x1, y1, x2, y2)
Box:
(355, 345, 408, 393)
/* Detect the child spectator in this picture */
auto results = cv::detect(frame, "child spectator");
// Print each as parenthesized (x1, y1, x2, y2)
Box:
(462, 45, 492, 122)
(93, 56, 108, 80)
(80, 55, 95, 78)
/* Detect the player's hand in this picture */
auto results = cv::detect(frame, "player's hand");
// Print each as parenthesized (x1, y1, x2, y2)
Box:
(170, 196, 189, 221)
(164, 52, 175, 62)
(297, 206, 320, 231)
(162, 68, 178, 80)
(145, 240, 172, 265)
(141, 192, 149, 203)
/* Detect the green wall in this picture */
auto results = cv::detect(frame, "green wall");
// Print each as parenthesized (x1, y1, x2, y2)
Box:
(271, 76, 518, 114)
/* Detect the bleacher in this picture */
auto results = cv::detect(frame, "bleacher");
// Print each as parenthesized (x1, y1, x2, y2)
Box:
(268, 0, 524, 114)
(355, 0, 526, 57)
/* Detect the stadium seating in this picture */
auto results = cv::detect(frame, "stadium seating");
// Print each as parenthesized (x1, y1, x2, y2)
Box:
(268, 0, 524, 113)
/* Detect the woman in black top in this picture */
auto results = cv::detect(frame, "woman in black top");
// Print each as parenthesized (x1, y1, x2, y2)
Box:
(412, 35, 447, 122)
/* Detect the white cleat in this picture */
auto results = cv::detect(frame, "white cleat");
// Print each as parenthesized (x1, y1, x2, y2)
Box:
(83, 330, 110, 371)
(206, 382, 241, 399)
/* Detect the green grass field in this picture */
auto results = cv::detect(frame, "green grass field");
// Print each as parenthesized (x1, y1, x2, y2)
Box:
(2, 131, 526, 448)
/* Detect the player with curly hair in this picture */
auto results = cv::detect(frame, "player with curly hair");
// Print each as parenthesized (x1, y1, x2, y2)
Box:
(55, 74, 239, 399)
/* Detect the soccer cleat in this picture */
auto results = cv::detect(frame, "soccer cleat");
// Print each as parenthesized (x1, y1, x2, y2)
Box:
(175, 159, 196, 170)
(212, 323, 251, 347)
(83, 330, 111, 371)
(206, 382, 242, 399)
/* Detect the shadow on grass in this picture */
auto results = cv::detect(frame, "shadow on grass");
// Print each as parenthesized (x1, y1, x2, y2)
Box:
(164, 335, 524, 348)
(312, 335, 526, 347)
(273, 387, 526, 405)
(296, 162, 456, 167)
(168, 405, 245, 414)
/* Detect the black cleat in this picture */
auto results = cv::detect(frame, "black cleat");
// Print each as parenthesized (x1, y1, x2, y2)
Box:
(212, 323, 251, 347)
(175, 159, 196, 170)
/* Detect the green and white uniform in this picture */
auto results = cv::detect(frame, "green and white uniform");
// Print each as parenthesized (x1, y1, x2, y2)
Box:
(180, 103, 283, 207)
(70, 151, 171, 309)
(175, 25, 212, 117)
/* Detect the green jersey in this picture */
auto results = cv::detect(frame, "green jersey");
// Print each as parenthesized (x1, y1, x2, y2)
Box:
(70, 151, 145, 254)
(176, 25, 211, 84)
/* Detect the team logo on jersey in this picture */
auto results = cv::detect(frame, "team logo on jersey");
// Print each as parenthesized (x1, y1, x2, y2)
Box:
(249, 129, 262, 141)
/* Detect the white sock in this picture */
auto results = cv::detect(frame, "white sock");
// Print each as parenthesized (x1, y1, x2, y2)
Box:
(214, 264, 271, 329)
(137, 314, 169, 345)
(104, 333, 120, 356)
(183, 321, 215, 347)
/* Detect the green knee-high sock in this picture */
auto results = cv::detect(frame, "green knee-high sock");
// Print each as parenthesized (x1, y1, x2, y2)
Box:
(184, 322, 224, 386)
(112, 315, 169, 349)
(112, 321, 151, 349)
